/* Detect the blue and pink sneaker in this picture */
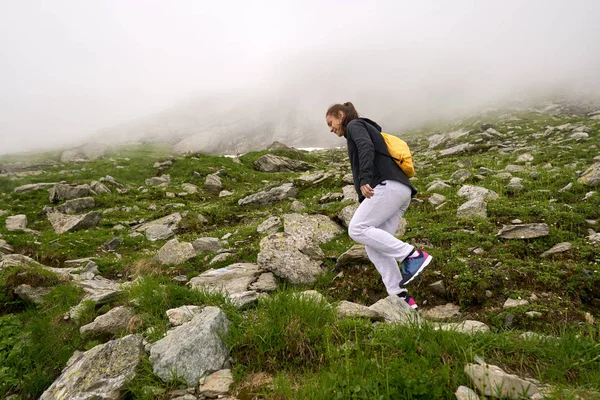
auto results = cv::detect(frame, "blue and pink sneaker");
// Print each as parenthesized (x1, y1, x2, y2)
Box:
(399, 249, 433, 286)
(403, 295, 418, 310)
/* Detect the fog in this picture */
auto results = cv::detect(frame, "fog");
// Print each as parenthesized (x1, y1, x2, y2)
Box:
(1, 1, 599, 155)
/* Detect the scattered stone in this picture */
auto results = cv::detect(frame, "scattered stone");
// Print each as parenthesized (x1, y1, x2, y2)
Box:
(199, 369, 234, 398)
(578, 162, 600, 186)
(189, 263, 261, 295)
(290, 200, 307, 212)
(427, 181, 452, 191)
(192, 237, 222, 253)
(249, 272, 277, 292)
(257, 232, 324, 284)
(283, 213, 343, 244)
(336, 300, 383, 321)
(103, 237, 122, 251)
(504, 164, 525, 173)
(238, 183, 298, 206)
(14, 284, 52, 304)
(458, 185, 500, 201)
(149, 307, 230, 385)
(342, 185, 359, 202)
(182, 183, 198, 194)
(369, 295, 420, 324)
(455, 385, 479, 400)
(464, 362, 540, 398)
(154, 238, 196, 265)
(456, 199, 487, 220)
(47, 211, 101, 234)
(230, 290, 261, 308)
(337, 204, 359, 227)
(516, 153, 534, 163)
(145, 225, 174, 241)
(39, 334, 143, 400)
(428, 193, 446, 207)
(438, 320, 490, 334)
(80, 306, 135, 336)
(504, 298, 529, 309)
(14, 182, 57, 194)
(497, 223, 549, 239)
(541, 242, 572, 257)
(135, 213, 181, 234)
(451, 169, 472, 182)
(429, 280, 446, 296)
(254, 154, 311, 172)
(145, 175, 170, 186)
(439, 143, 473, 157)
(427, 133, 450, 149)
(422, 303, 460, 320)
(336, 244, 369, 268)
(90, 181, 111, 194)
(219, 190, 233, 197)
(0, 239, 14, 254)
(559, 182, 573, 192)
(205, 174, 223, 193)
(6, 214, 27, 231)
(526, 311, 542, 318)
(166, 305, 203, 326)
(47, 197, 95, 214)
(257, 216, 282, 234)
(49, 183, 96, 203)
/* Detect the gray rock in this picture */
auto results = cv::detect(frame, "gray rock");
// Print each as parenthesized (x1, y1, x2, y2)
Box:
(238, 183, 298, 206)
(497, 223, 549, 239)
(249, 272, 277, 292)
(437, 320, 490, 334)
(0, 239, 14, 254)
(456, 199, 487, 220)
(506, 177, 525, 191)
(254, 154, 311, 172)
(504, 164, 525, 173)
(257, 216, 282, 234)
(189, 263, 261, 295)
(283, 213, 343, 244)
(337, 204, 359, 227)
(14, 284, 52, 304)
(230, 290, 261, 308)
(455, 385, 479, 400)
(451, 169, 472, 182)
(336, 244, 369, 268)
(515, 153, 534, 163)
(154, 238, 196, 265)
(14, 182, 57, 194)
(49, 183, 96, 203)
(429, 280, 446, 296)
(439, 143, 473, 157)
(145, 175, 170, 186)
(193, 237, 222, 253)
(6, 214, 27, 231)
(503, 298, 529, 309)
(135, 213, 181, 233)
(145, 225, 174, 241)
(49, 197, 95, 214)
(428, 193, 446, 207)
(541, 242, 572, 257)
(526, 311, 542, 318)
(464, 362, 540, 398)
(103, 237, 122, 251)
(395, 218, 408, 237)
(319, 192, 344, 203)
(457, 185, 500, 201)
(368, 295, 420, 324)
(578, 162, 600, 186)
(60, 149, 84, 162)
(257, 232, 324, 284)
(204, 174, 223, 193)
(80, 306, 135, 336)
(427, 181, 452, 191)
(209, 252, 234, 265)
(39, 334, 143, 400)
(219, 190, 233, 197)
(342, 185, 359, 202)
(90, 181, 112, 194)
(100, 175, 124, 189)
(47, 211, 101, 234)
(182, 183, 198, 194)
(427, 133, 450, 149)
(166, 305, 203, 326)
(199, 369, 234, 398)
(290, 200, 307, 212)
(149, 307, 230, 385)
(422, 303, 460, 320)
(336, 301, 384, 321)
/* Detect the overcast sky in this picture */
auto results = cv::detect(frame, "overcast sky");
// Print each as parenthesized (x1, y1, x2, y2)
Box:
(1, 0, 599, 155)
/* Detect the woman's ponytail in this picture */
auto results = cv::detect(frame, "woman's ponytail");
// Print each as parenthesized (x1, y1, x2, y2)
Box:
(326, 102, 360, 128)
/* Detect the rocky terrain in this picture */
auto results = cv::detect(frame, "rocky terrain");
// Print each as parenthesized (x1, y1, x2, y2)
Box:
(0, 100, 599, 399)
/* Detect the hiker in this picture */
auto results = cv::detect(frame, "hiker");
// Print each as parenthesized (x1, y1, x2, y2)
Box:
(325, 102, 432, 309)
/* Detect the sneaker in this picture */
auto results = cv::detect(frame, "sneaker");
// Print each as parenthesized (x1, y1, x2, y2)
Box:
(399, 249, 432, 286)
(403, 294, 419, 310)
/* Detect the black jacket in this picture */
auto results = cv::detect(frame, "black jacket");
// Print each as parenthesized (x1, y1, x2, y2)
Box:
(345, 117, 417, 202)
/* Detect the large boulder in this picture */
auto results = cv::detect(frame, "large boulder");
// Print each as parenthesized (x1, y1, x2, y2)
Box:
(254, 154, 311, 172)
(257, 232, 324, 284)
(497, 223, 549, 239)
(39, 334, 144, 400)
(188, 263, 262, 294)
(464, 362, 540, 398)
(154, 238, 196, 265)
(238, 183, 298, 206)
(283, 213, 343, 244)
(369, 295, 420, 324)
(49, 183, 96, 203)
(45, 197, 95, 214)
(578, 162, 600, 186)
(47, 211, 101, 234)
(149, 306, 230, 385)
(337, 204, 359, 228)
(192, 237, 222, 253)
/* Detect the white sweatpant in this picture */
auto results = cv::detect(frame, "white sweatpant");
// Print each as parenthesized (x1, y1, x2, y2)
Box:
(348, 180, 415, 295)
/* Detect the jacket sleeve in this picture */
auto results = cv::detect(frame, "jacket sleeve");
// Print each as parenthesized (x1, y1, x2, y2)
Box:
(347, 121, 374, 186)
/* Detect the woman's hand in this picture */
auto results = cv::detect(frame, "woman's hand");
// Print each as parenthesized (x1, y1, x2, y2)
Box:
(360, 184, 374, 199)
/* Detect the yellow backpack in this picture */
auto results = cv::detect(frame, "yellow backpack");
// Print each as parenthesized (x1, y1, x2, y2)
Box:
(381, 133, 415, 178)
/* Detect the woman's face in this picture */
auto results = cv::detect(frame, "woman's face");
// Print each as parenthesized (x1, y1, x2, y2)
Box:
(326, 112, 344, 137)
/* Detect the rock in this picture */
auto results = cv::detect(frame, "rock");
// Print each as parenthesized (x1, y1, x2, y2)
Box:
(145, 225, 174, 241)
(336, 244, 370, 268)
(320, 192, 344, 203)
(438, 320, 490, 334)
(80, 306, 135, 336)
(283, 213, 343, 244)
(135, 213, 181, 234)
(429, 280, 446, 296)
(519, 332, 550, 341)
(199, 369, 234, 398)
(267, 141, 295, 151)
(504, 164, 525, 173)
(457, 185, 499, 201)
(249, 272, 277, 292)
(298, 170, 332, 184)
(257, 232, 324, 284)
(428, 193, 446, 207)
(182, 183, 198, 194)
(145, 175, 170, 186)
(526, 311, 542, 318)
(342, 185, 359, 202)
(257, 216, 282, 234)
(456, 199, 487, 220)
(422, 303, 460, 320)
(39, 334, 143, 400)
(154, 238, 196, 265)
(205, 174, 223, 193)
(299, 290, 327, 303)
(101, 175, 124, 189)
(149, 307, 230, 385)
(82, 143, 107, 160)
(253, 154, 311, 172)
(455, 385, 479, 400)
(48, 197, 95, 214)
(368, 295, 420, 324)
(188, 263, 261, 295)
(578, 162, 600, 186)
(503, 298, 529, 309)
(6, 214, 27, 231)
(0, 239, 14, 254)
(14, 284, 52, 304)
(336, 301, 384, 321)
(103, 237, 122, 251)
(90, 181, 111, 194)
(451, 169, 472, 182)
(464, 362, 540, 398)
(395, 218, 408, 237)
(427, 181, 452, 191)
(230, 290, 261, 308)
(516, 153, 534, 163)
(60, 149, 84, 162)
(337, 204, 359, 227)
(192, 237, 222, 253)
(541, 242, 572, 257)
(497, 224, 549, 239)
(209, 252, 234, 265)
(506, 177, 525, 191)
(219, 190, 233, 197)
(427, 133, 450, 149)
(47, 211, 101, 234)
(14, 182, 56, 194)
(439, 143, 473, 157)
(166, 305, 203, 326)
(49, 183, 96, 203)
(290, 200, 307, 212)
(238, 182, 298, 206)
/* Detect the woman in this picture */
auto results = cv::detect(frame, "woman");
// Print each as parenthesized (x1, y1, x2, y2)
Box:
(326, 102, 432, 309)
